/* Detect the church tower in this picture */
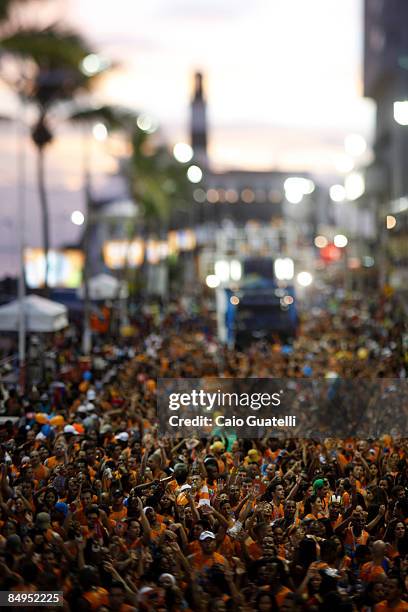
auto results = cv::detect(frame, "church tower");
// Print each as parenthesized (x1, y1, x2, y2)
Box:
(190, 72, 208, 167)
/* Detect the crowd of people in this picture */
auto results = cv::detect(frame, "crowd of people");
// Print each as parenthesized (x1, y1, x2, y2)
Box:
(0, 292, 407, 611)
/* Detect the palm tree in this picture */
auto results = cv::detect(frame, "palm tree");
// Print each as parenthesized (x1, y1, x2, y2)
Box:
(124, 127, 193, 297)
(0, 1, 99, 292)
(71, 105, 193, 292)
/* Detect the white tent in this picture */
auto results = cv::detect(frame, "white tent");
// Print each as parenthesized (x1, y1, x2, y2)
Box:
(0, 295, 68, 332)
(78, 274, 129, 301)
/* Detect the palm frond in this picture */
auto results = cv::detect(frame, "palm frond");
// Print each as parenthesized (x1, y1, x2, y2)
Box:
(70, 105, 137, 131)
(0, 25, 92, 68)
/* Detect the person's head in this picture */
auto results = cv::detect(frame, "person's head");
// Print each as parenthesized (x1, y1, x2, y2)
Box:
(284, 499, 296, 520)
(111, 489, 123, 506)
(127, 519, 141, 539)
(199, 531, 216, 554)
(351, 506, 365, 529)
(229, 484, 240, 503)
(329, 497, 342, 521)
(309, 568, 322, 592)
(270, 481, 285, 502)
(35, 512, 51, 532)
(29, 450, 40, 467)
(219, 499, 232, 517)
(85, 505, 100, 528)
(280, 593, 298, 612)
(384, 575, 405, 603)
(353, 464, 364, 481)
(4, 519, 17, 536)
(273, 526, 285, 544)
(44, 488, 57, 507)
(39, 447, 49, 462)
(191, 521, 204, 540)
(305, 495, 323, 516)
(173, 462, 188, 484)
(147, 453, 161, 472)
(78, 565, 100, 590)
(81, 489, 93, 508)
(144, 506, 156, 525)
(109, 580, 126, 609)
(388, 452, 400, 470)
(21, 481, 34, 498)
(262, 534, 276, 558)
(264, 463, 276, 481)
(364, 579, 386, 604)
(369, 463, 379, 478)
(210, 441, 225, 456)
(394, 521, 406, 539)
(371, 540, 386, 561)
(313, 478, 329, 498)
(6, 534, 22, 554)
(255, 591, 275, 612)
(42, 548, 56, 567)
(204, 457, 219, 479)
(158, 573, 176, 589)
(14, 497, 25, 513)
(54, 444, 65, 458)
(378, 478, 389, 493)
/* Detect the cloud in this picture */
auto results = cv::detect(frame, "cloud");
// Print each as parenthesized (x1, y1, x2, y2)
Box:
(156, 0, 265, 23)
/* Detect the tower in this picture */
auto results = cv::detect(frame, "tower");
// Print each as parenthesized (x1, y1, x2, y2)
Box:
(190, 72, 208, 167)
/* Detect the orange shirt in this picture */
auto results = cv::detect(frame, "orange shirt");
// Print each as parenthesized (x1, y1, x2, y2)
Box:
(82, 588, 109, 610)
(245, 537, 263, 561)
(360, 562, 386, 583)
(272, 502, 284, 519)
(45, 456, 64, 470)
(375, 601, 408, 611)
(190, 551, 227, 571)
(32, 464, 49, 481)
(276, 586, 292, 607)
(345, 528, 369, 549)
(109, 507, 128, 523)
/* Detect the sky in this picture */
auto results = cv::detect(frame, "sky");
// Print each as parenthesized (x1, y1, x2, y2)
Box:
(0, 0, 376, 276)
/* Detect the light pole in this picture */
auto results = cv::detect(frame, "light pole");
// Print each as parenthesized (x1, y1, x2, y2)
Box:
(82, 126, 92, 355)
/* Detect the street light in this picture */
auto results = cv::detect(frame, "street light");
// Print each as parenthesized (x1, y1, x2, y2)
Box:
(296, 271, 313, 287)
(386, 215, 397, 230)
(314, 235, 328, 248)
(274, 258, 294, 280)
(136, 114, 158, 133)
(283, 177, 314, 204)
(71, 210, 85, 226)
(345, 172, 365, 201)
(92, 123, 108, 141)
(187, 165, 202, 183)
(206, 274, 220, 288)
(344, 134, 367, 157)
(330, 184, 346, 203)
(80, 54, 110, 76)
(173, 143, 193, 163)
(334, 234, 348, 248)
(393, 101, 408, 126)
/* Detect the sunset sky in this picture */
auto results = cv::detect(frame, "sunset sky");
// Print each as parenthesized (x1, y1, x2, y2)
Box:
(0, 0, 376, 275)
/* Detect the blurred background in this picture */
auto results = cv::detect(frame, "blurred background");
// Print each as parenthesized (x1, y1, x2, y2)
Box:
(0, 0, 407, 358)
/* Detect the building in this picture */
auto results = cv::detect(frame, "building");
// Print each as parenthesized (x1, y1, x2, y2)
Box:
(364, 0, 408, 296)
(364, 0, 408, 200)
(189, 72, 320, 236)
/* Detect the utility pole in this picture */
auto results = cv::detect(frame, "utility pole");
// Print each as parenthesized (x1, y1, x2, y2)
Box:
(17, 101, 27, 391)
(82, 129, 92, 355)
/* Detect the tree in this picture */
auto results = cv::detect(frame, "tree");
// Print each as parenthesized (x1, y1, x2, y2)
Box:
(0, 1, 99, 292)
(71, 105, 193, 291)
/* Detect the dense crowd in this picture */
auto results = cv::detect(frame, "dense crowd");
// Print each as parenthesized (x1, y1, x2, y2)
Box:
(0, 293, 407, 611)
